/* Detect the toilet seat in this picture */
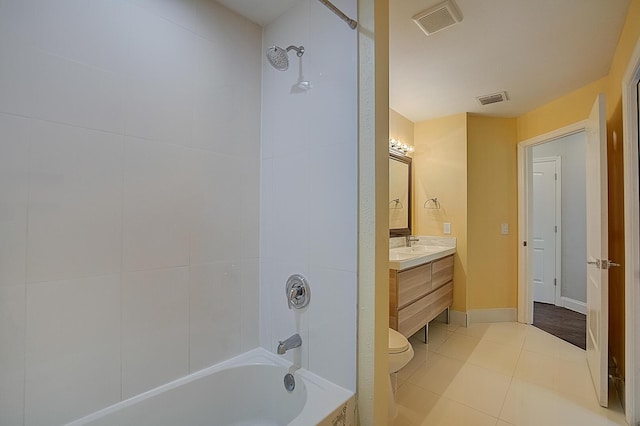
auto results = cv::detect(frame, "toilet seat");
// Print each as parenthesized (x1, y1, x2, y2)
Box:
(388, 328, 414, 374)
(388, 328, 410, 354)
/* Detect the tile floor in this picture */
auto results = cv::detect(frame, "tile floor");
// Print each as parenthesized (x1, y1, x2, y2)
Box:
(393, 321, 626, 426)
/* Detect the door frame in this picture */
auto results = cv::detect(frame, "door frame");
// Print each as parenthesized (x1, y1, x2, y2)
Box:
(517, 120, 586, 324)
(531, 156, 563, 307)
(622, 36, 640, 426)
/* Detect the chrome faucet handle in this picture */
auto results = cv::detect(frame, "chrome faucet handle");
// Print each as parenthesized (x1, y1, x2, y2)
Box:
(288, 287, 302, 308)
(285, 275, 310, 310)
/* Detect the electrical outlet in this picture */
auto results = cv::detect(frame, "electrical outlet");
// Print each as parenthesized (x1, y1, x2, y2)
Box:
(444, 223, 451, 234)
(501, 223, 509, 235)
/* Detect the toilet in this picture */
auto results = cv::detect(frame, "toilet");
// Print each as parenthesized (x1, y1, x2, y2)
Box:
(388, 328, 414, 420)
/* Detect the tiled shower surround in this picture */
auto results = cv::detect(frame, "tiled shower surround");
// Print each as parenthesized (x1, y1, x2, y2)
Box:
(0, 0, 357, 425)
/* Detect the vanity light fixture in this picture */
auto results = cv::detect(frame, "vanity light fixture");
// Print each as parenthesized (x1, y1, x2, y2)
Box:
(389, 138, 414, 155)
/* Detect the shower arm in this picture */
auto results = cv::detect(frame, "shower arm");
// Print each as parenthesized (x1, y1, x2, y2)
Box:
(316, 0, 358, 30)
(285, 45, 305, 57)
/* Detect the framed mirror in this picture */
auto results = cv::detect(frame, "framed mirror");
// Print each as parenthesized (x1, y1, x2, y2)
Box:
(389, 153, 411, 236)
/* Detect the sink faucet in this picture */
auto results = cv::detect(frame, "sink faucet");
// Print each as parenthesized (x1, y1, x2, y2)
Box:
(406, 235, 419, 247)
(277, 333, 302, 355)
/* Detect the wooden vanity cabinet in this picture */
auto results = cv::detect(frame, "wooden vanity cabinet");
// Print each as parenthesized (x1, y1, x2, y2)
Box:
(389, 255, 454, 338)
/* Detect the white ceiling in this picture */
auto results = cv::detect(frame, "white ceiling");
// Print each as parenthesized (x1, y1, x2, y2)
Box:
(391, 0, 630, 122)
(216, 0, 299, 26)
(218, 0, 631, 123)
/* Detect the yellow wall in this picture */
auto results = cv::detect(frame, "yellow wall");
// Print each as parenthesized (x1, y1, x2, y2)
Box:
(514, 0, 640, 379)
(389, 108, 414, 147)
(414, 114, 468, 311)
(411, 114, 518, 312)
(467, 115, 518, 309)
(517, 77, 608, 141)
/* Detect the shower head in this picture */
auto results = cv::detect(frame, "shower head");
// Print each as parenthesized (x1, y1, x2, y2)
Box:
(266, 45, 305, 71)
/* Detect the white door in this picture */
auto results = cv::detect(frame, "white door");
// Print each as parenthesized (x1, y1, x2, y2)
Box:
(532, 158, 560, 305)
(585, 93, 609, 407)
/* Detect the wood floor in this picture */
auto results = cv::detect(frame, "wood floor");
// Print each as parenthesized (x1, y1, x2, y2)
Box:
(533, 302, 586, 350)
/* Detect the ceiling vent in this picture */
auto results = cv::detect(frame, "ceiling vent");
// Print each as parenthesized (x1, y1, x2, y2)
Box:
(476, 91, 509, 106)
(412, 0, 463, 36)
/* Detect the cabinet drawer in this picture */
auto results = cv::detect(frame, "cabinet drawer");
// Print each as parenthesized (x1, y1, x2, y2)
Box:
(397, 282, 453, 338)
(432, 255, 454, 290)
(397, 263, 431, 309)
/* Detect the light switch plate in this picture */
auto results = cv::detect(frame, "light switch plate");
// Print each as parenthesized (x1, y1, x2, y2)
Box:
(501, 223, 509, 235)
(444, 223, 451, 234)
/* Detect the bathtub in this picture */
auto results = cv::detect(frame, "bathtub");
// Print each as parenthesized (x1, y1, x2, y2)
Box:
(66, 348, 354, 426)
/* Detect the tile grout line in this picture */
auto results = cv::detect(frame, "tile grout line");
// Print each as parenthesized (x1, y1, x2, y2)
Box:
(496, 328, 528, 424)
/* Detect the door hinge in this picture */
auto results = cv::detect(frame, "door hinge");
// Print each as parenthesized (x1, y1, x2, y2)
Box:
(555, 173, 557, 181)
(554, 278, 557, 286)
(555, 225, 558, 233)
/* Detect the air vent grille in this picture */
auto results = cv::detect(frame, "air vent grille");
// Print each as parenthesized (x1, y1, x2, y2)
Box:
(476, 92, 509, 106)
(412, 1, 462, 36)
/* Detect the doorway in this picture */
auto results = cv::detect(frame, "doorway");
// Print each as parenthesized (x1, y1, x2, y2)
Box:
(528, 134, 588, 349)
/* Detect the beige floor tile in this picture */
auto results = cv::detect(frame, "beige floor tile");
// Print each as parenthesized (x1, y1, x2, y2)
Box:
(397, 329, 455, 389)
(430, 320, 460, 333)
(480, 322, 528, 348)
(408, 325, 453, 354)
(436, 332, 482, 362)
(556, 358, 599, 405)
(513, 349, 560, 390)
(415, 396, 499, 426)
(398, 329, 451, 384)
(442, 363, 512, 417)
(500, 378, 625, 426)
(454, 322, 491, 338)
(394, 382, 498, 426)
(455, 322, 527, 347)
(466, 338, 522, 376)
(393, 382, 443, 426)
(397, 342, 426, 385)
(406, 352, 466, 396)
(397, 359, 424, 388)
(500, 378, 567, 426)
(523, 326, 585, 363)
(396, 322, 624, 426)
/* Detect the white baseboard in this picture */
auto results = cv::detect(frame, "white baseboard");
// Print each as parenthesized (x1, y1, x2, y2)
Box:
(467, 308, 518, 325)
(448, 308, 519, 327)
(559, 296, 587, 315)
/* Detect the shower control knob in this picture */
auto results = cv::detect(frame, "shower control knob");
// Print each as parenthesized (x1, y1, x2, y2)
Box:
(286, 274, 310, 310)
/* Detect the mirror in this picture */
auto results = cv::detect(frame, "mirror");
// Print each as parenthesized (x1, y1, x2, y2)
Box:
(389, 153, 411, 236)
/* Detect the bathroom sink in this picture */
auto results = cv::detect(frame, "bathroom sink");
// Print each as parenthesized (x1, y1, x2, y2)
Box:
(389, 251, 421, 261)
(394, 245, 449, 254)
(389, 245, 456, 270)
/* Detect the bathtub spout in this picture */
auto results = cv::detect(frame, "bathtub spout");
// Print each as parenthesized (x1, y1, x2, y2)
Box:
(277, 333, 302, 355)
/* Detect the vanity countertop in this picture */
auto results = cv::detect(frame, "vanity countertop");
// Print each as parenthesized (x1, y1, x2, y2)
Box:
(389, 236, 456, 270)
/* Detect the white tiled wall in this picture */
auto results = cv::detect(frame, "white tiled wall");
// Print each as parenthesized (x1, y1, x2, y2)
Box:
(0, 0, 358, 423)
(0, 1, 261, 424)
(121, 267, 189, 398)
(25, 276, 121, 426)
(260, 0, 358, 392)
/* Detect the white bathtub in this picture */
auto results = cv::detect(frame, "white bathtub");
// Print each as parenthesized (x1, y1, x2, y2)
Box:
(66, 348, 353, 426)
